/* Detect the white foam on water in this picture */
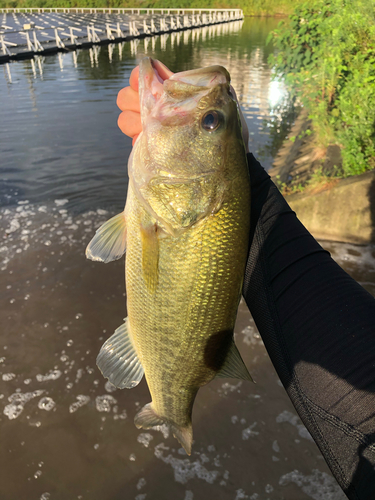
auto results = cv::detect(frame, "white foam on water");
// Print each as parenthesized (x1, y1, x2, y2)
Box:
(0, 202, 109, 270)
(95, 394, 117, 412)
(153, 424, 169, 439)
(135, 495, 146, 500)
(154, 443, 219, 485)
(3, 390, 45, 420)
(2, 373, 16, 381)
(184, 491, 194, 500)
(104, 380, 117, 393)
(272, 440, 280, 453)
(218, 381, 242, 396)
(69, 395, 90, 413)
(36, 370, 62, 382)
(38, 397, 56, 411)
(276, 410, 313, 441)
(113, 409, 127, 420)
(129, 454, 136, 461)
(240, 325, 263, 346)
(242, 422, 259, 440)
(137, 433, 154, 448)
(136, 478, 146, 490)
(265, 484, 273, 493)
(40, 494, 50, 500)
(75, 369, 84, 384)
(235, 489, 249, 499)
(279, 469, 346, 500)
(54, 199, 69, 206)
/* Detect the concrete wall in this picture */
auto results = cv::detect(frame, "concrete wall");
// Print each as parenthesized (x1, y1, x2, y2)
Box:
(285, 170, 375, 244)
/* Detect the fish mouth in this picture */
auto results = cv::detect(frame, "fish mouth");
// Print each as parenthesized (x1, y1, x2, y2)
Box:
(139, 58, 231, 125)
(139, 57, 230, 92)
(168, 64, 230, 88)
(138, 58, 166, 129)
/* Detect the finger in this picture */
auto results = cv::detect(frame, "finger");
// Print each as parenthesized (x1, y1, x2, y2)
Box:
(129, 66, 140, 91)
(117, 86, 140, 113)
(118, 110, 142, 138)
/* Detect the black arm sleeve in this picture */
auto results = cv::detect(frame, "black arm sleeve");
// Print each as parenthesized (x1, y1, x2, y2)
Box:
(243, 153, 375, 500)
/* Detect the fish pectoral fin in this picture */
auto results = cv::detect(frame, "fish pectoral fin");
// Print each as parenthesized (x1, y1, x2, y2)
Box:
(86, 211, 127, 263)
(140, 223, 159, 292)
(134, 403, 193, 456)
(216, 340, 254, 382)
(96, 318, 144, 389)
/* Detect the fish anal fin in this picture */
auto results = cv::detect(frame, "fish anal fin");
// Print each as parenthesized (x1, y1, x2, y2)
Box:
(216, 340, 254, 382)
(140, 223, 159, 292)
(96, 318, 144, 389)
(86, 212, 127, 263)
(135, 403, 193, 455)
(134, 402, 164, 428)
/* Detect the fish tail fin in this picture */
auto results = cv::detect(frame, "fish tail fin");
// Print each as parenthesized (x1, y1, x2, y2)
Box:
(134, 403, 193, 455)
(170, 423, 193, 456)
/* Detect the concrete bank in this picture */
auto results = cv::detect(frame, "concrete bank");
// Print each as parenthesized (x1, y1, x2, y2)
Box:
(285, 170, 375, 244)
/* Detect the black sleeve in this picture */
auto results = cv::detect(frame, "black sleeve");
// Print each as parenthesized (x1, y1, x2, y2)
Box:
(243, 153, 375, 500)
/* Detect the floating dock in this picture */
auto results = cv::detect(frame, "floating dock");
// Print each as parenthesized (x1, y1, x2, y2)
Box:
(0, 8, 243, 64)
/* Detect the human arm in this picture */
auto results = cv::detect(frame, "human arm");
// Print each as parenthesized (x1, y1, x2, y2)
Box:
(117, 64, 375, 500)
(243, 153, 375, 500)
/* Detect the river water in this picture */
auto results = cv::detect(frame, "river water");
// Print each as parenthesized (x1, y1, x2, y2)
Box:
(1, 16, 372, 500)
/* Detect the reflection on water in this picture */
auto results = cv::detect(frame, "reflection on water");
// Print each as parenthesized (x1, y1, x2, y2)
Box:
(0, 17, 365, 500)
(0, 18, 284, 214)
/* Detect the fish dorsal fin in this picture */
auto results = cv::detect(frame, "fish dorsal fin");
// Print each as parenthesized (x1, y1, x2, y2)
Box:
(86, 212, 127, 263)
(96, 318, 144, 389)
(216, 341, 254, 382)
(140, 223, 159, 292)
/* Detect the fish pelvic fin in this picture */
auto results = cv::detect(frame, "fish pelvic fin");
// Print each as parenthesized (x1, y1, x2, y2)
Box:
(96, 318, 144, 389)
(216, 340, 254, 382)
(86, 211, 127, 263)
(134, 403, 193, 455)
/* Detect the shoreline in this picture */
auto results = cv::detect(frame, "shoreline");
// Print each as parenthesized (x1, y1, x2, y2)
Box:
(269, 113, 375, 245)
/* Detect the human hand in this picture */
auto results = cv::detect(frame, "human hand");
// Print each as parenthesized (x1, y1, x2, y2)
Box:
(117, 61, 249, 152)
(117, 61, 173, 146)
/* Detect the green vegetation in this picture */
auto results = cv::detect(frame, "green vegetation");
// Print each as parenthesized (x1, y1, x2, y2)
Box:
(268, 0, 375, 177)
(0, 0, 300, 17)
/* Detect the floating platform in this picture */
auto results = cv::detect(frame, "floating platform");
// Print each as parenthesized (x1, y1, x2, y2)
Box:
(0, 8, 243, 64)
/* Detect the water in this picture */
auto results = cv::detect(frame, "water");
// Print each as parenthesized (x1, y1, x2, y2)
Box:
(0, 16, 370, 500)
(1, 18, 283, 212)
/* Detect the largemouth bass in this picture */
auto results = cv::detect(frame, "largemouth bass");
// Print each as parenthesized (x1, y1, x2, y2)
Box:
(86, 58, 252, 454)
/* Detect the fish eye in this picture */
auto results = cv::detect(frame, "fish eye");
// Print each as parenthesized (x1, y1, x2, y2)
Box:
(201, 111, 223, 132)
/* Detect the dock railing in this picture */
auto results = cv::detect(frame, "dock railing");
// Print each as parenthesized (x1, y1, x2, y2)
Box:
(0, 9, 244, 63)
(0, 7, 243, 16)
